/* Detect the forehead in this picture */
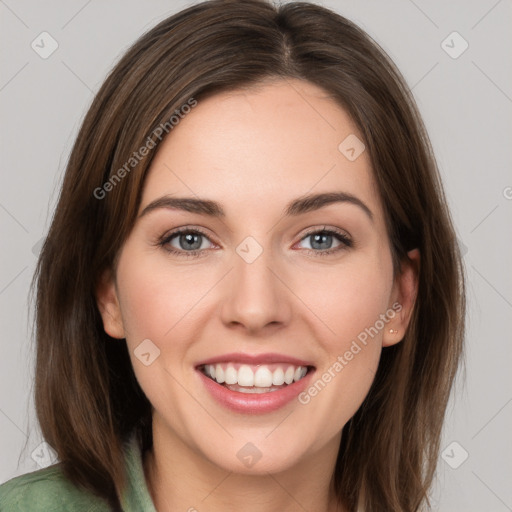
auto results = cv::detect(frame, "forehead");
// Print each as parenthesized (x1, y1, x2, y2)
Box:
(140, 78, 382, 223)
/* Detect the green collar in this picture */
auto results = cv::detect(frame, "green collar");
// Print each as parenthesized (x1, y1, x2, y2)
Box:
(120, 432, 157, 512)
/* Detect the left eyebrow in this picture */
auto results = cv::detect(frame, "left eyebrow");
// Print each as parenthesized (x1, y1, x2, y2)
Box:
(284, 191, 373, 223)
(138, 191, 374, 223)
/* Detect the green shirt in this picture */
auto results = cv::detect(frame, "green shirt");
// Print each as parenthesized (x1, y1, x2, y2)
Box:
(0, 433, 157, 511)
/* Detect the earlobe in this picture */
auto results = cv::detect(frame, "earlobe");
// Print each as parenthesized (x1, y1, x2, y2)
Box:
(95, 268, 125, 339)
(382, 248, 420, 347)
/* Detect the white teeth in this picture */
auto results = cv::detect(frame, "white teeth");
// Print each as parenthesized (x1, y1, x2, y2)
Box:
(238, 365, 254, 386)
(272, 367, 285, 386)
(224, 365, 238, 385)
(215, 364, 225, 383)
(208, 365, 216, 379)
(228, 384, 281, 394)
(284, 366, 295, 385)
(254, 366, 273, 387)
(203, 363, 309, 388)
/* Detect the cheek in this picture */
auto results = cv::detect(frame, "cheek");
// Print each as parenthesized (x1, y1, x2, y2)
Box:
(292, 251, 393, 418)
(115, 249, 205, 341)
(115, 251, 220, 395)
(297, 251, 393, 346)
(115, 256, 198, 406)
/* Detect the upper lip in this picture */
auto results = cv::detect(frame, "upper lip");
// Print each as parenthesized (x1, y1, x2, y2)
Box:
(195, 352, 315, 368)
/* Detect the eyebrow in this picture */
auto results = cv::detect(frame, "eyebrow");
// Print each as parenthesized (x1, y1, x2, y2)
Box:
(138, 191, 374, 223)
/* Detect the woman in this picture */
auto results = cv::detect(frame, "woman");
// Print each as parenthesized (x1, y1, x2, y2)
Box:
(0, 0, 465, 510)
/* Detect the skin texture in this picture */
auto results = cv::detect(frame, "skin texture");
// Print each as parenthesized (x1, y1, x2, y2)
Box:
(96, 78, 419, 512)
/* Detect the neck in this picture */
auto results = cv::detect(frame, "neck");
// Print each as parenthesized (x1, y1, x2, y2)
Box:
(143, 419, 346, 512)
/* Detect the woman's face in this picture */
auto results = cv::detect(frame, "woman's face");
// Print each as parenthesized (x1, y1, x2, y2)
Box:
(97, 78, 418, 475)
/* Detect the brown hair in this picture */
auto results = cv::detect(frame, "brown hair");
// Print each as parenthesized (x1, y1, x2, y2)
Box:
(30, 0, 466, 510)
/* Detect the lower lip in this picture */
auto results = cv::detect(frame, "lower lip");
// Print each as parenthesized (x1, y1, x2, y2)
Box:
(197, 369, 315, 414)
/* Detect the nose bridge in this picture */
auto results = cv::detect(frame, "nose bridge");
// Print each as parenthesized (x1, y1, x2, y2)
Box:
(235, 234, 274, 288)
(220, 232, 290, 332)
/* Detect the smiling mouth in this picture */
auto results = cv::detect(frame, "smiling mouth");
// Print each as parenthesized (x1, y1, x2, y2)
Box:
(199, 362, 314, 394)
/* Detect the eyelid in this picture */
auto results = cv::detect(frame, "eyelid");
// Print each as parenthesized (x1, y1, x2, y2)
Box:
(298, 225, 351, 242)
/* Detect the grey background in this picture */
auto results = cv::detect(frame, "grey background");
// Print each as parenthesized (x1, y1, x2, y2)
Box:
(1, 0, 511, 510)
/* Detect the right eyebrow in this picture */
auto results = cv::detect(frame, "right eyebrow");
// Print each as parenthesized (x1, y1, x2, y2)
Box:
(138, 196, 224, 219)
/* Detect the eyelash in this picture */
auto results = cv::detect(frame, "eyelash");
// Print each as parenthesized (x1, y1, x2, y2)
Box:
(157, 226, 353, 258)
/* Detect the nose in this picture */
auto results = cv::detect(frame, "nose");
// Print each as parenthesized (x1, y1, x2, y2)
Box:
(220, 242, 292, 335)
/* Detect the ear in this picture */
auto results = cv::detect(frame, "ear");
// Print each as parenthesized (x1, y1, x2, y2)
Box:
(95, 268, 126, 339)
(382, 248, 420, 347)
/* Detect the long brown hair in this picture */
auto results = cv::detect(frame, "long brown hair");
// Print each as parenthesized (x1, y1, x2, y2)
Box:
(30, 0, 466, 510)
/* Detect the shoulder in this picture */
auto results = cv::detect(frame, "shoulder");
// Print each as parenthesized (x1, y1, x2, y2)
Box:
(0, 464, 110, 512)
